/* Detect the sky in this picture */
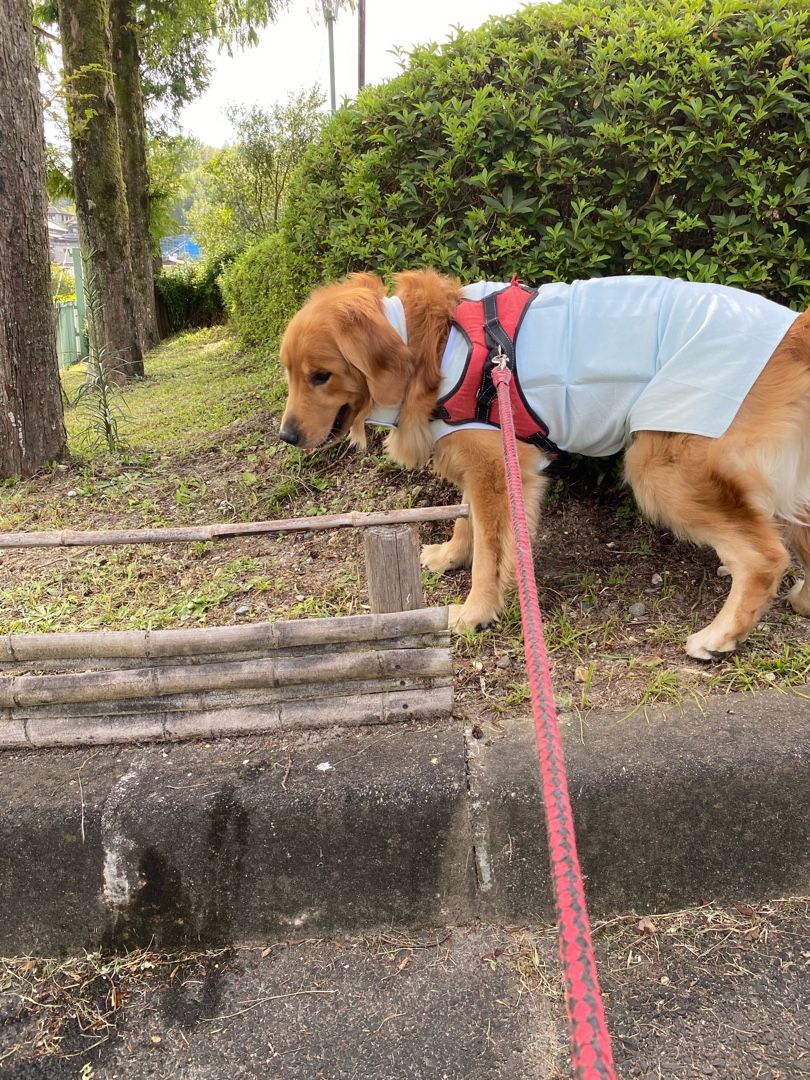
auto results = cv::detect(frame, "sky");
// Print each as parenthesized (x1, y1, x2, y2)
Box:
(179, 1, 529, 146)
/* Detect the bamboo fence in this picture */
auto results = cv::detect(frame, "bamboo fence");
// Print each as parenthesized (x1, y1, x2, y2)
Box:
(0, 608, 452, 749)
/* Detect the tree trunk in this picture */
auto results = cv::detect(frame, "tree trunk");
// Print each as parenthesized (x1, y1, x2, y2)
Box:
(109, 0, 159, 350)
(58, 0, 144, 382)
(0, 0, 67, 478)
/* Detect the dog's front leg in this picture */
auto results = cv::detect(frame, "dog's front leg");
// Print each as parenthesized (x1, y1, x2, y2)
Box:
(433, 432, 547, 633)
(452, 474, 509, 631)
(421, 490, 473, 573)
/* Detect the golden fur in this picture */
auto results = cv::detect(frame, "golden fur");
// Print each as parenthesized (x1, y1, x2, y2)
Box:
(279, 270, 810, 659)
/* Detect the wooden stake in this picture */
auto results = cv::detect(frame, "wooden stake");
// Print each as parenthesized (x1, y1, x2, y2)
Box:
(364, 526, 424, 614)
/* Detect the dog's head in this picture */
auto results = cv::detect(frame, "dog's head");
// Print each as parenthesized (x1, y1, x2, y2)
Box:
(278, 273, 412, 451)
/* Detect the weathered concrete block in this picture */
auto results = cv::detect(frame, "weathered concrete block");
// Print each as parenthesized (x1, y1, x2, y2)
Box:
(0, 727, 475, 954)
(469, 690, 810, 920)
(0, 685, 807, 955)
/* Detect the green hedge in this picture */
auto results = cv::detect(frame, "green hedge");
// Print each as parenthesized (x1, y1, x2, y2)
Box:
(154, 254, 231, 336)
(219, 234, 313, 349)
(236, 0, 808, 348)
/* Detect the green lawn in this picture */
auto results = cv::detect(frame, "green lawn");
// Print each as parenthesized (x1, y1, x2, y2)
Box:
(61, 327, 285, 456)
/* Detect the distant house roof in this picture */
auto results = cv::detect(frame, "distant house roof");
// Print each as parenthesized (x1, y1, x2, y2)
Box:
(48, 206, 80, 264)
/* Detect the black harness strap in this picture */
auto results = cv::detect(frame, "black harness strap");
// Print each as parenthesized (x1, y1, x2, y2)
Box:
(475, 292, 514, 422)
(483, 291, 518, 362)
(528, 431, 560, 454)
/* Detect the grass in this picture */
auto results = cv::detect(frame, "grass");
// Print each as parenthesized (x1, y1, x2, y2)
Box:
(620, 667, 703, 720)
(543, 605, 617, 661)
(62, 328, 285, 456)
(1, 329, 286, 536)
(708, 642, 810, 694)
(0, 550, 280, 634)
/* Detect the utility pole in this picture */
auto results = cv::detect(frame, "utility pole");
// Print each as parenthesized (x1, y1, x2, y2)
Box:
(322, 0, 339, 112)
(358, 0, 366, 90)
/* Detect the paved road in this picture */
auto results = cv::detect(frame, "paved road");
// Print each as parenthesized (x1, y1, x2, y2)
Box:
(0, 902, 807, 1079)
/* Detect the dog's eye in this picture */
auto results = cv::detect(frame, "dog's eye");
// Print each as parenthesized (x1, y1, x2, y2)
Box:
(311, 371, 332, 386)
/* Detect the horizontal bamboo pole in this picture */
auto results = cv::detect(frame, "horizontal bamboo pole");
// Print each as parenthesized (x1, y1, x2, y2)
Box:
(0, 505, 468, 550)
(274, 686, 453, 731)
(0, 608, 449, 662)
(0, 648, 452, 708)
(7, 674, 453, 721)
(17, 686, 455, 748)
(0, 632, 451, 674)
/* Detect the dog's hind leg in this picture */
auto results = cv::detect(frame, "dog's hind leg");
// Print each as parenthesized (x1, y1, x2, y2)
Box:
(625, 432, 791, 659)
(421, 493, 473, 573)
(785, 522, 810, 616)
(683, 528, 790, 659)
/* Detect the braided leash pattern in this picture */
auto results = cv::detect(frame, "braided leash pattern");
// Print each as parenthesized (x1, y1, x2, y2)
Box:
(492, 365, 617, 1080)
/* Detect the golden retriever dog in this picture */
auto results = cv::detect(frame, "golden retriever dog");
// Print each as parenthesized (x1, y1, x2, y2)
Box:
(278, 269, 810, 659)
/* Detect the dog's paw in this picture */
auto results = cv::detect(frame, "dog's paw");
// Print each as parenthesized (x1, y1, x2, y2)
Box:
(421, 542, 468, 575)
(448, 602, 498, 634)
(685, 627, 738, 661)
(788, 580, 810, 617)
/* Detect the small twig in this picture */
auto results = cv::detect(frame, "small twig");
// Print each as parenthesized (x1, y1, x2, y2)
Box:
(76, 757, 91, 845)
(200, 988, 337, 1023)
(690, 569, 710, 614)
(280, 750, 292, 791)
(33, 23, 60, 42)
(372, 1011, 404, 1034)
(375, 932, 453, 952)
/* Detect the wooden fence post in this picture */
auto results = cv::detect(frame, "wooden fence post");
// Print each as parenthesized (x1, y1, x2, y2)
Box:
(364, 526, 424, 613)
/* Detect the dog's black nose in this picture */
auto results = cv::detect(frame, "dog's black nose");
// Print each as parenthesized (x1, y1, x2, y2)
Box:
(279, 425, 301, 446)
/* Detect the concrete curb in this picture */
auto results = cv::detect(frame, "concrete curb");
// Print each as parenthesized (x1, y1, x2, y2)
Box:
(470, 688, 810, 920)
(0, 687, 807, 954)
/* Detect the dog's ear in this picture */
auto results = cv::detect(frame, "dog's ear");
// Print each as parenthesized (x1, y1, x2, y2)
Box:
(334, 294, 411, 407)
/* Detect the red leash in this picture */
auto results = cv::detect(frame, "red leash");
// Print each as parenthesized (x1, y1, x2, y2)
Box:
(492, 359, 617, 1080)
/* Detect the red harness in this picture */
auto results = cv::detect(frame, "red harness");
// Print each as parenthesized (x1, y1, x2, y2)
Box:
(432, 279, 558, 454)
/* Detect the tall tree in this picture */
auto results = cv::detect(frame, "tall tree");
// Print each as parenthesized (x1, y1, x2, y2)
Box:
(0, 0, 67, 477)
(58, 0, 144, 382)
(45, 0, 288, 367)
(110, 0, 158, 348)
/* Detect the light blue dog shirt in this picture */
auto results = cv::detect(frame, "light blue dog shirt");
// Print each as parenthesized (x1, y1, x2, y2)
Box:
(373, 277, 800, 457)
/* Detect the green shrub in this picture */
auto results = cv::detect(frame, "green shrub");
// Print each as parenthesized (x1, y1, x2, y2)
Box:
(154, 254, 232, 335)
(255, 0, 808, 344)
(219, 232, 316, 349)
